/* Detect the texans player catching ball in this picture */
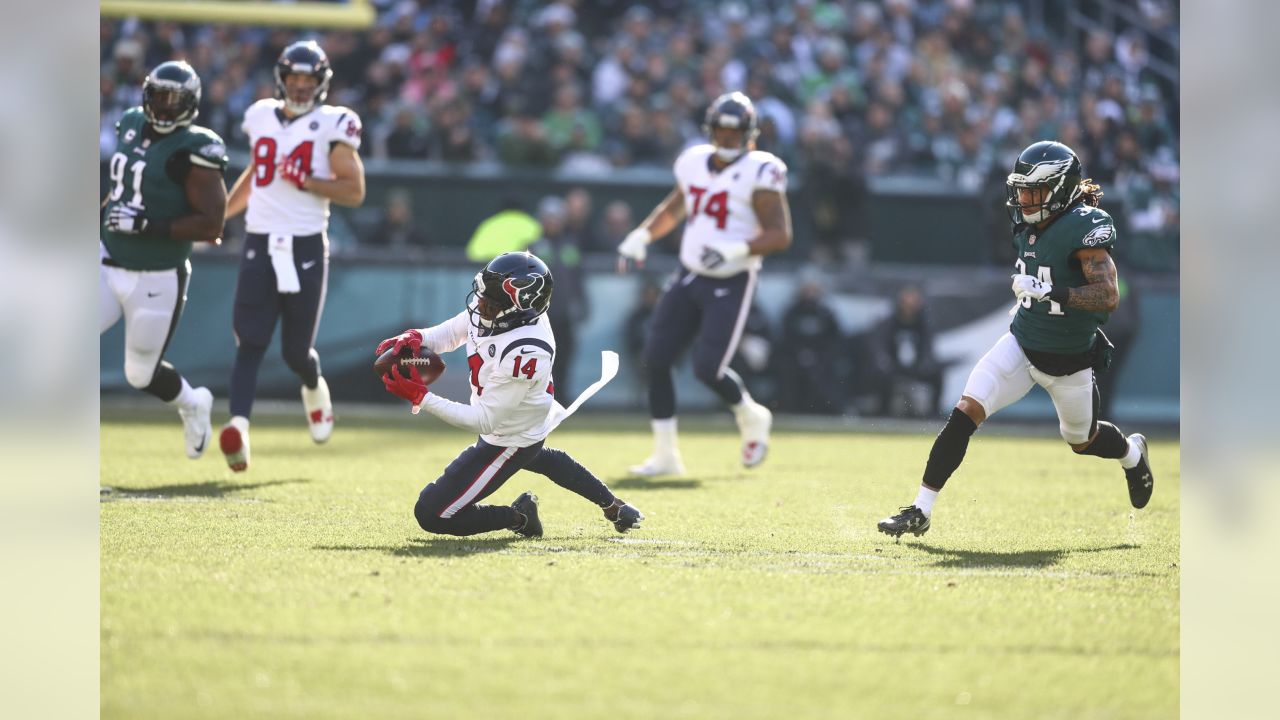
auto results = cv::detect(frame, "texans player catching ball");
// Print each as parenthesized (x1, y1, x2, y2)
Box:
(379, 252, 643, 538)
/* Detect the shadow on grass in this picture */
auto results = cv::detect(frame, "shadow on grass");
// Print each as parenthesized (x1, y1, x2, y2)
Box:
(101, 478, 310, 500)
(316, 535, 523, 558)
(909, 543, 1141, 570)
(609, 477, 704, 491)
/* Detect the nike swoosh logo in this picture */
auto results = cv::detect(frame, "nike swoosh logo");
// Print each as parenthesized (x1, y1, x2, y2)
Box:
(1092, 217, 1104, 223)
(193, 437, 205, 453)
(301, 260, 317, 270)
(147, 291, 162, 297)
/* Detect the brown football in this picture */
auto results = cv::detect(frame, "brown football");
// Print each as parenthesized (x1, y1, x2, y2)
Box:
(373, 345, 446, 385)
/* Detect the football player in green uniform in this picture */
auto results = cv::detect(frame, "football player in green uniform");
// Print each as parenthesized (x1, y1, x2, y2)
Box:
(877, 141, 1155, 537)
(100, 61, 228, 459)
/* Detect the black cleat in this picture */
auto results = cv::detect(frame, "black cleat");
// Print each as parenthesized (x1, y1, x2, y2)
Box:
(877, 505, 931, 538)
(511, 492, 543, 538)
(1124, 434, 1154, 509)
(605, 501, 644, 533)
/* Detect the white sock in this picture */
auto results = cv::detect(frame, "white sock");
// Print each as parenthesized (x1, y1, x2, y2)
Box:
(652, 418, 677, 455)
(1120, 439, 1141, 469)
(914, 485, 940, 516)
(169, 378, 197, 410)
(228, 415, 250, 433)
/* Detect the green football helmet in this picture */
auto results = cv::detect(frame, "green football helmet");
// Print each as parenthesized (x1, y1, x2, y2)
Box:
(142, 61, 201, 134)
(1005, 140, 1083, 223)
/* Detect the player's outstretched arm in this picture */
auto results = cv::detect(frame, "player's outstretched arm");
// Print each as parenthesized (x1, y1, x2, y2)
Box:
(174, 166, 228, 243)
(748, 189, 793, 256)
(304, 144, 366, 207)
(618, 186, 685, 271)
(1065, 248, 1120, 313)
(224, 165, 252, 221)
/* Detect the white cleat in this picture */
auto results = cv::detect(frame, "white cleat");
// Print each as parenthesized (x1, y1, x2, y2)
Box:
(735, 400, 772, 468)
(220, 415, 251, 473)
(301, 376, 334, 444)
(179, 387, 214, 459)
(628, 452, 687, 478)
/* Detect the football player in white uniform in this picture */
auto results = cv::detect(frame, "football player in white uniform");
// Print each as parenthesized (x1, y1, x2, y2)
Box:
(379, 252, 644, 538)
(219, 40, 366, 472)
(617, 92, 792, 476)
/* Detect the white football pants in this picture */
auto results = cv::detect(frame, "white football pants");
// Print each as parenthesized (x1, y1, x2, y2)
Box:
(100, 258, 190, 389)
(961, 332, 1096, 444)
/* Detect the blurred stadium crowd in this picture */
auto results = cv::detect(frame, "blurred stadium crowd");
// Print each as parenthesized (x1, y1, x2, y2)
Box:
(100, 0, 1178, 269)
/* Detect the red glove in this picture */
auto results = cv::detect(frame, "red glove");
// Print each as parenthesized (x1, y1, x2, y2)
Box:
(383, 364, 428, 409)
(279, 159, 310, 191)
(376, 329, 424, 356)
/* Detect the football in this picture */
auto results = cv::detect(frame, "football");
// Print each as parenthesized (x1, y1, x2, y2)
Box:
(373, 344, 446, 386)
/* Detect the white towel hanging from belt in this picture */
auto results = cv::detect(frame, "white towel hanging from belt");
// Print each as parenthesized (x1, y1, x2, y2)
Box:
(268, 234, 301, 294)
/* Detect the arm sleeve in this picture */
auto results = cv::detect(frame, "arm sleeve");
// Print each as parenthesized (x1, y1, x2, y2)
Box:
(417, 374, 527, 435)
(187, 135, 229, 171)
(753, 158, 788, 193)
(417, 344, 552, 434)
(416, 312, 469, 354)
(329, 108, 363, 151)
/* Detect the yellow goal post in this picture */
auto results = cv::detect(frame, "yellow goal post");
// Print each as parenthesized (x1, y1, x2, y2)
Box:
(100, 1, 377, 29)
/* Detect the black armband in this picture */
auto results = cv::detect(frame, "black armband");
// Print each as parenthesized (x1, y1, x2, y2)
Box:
(144, 217, 173, 238)
(1047, 285, 1070, 305)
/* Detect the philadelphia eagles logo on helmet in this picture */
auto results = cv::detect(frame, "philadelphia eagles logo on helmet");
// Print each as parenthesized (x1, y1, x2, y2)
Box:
(1006, 141, 1084, 224)
(142, 61, 202, 134)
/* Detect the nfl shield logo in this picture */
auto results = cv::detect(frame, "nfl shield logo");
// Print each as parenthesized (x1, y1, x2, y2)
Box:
(1028, 234, 1037, 246)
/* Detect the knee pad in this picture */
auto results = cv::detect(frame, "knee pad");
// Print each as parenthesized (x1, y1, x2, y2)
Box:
(124, 356, 158, 390)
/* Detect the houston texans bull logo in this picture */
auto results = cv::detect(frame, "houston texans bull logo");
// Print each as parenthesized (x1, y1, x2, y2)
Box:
(502, 274, 546, 311)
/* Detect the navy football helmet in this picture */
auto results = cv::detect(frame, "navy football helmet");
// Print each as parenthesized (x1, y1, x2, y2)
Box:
(1005, 141, 1084, 223)
(142, 61, 201, 134)
(702, 91, 759, 162)
(274, 40, 333, 115)
(467, 252, 555, 335)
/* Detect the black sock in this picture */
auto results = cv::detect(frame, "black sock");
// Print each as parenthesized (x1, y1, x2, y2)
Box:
(142, 361, 183, 403)
(707, 367, 745, 405)
(648, 364, 676, 419)
(921, 408, 979, 490)
(230, 344, 268, 418)
(1077, 421, 1128, 458)
(524, 447, 617, 507)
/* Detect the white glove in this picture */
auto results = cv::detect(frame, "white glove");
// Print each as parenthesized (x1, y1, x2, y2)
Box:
(106, 205, 148, 234)
(1011, 273, 1052, 302)
(617, 227, 651, 264)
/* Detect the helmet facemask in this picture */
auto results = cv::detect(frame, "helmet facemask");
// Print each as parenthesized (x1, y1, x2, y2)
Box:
(142, 63, 201, 134)
(274, 42, 333, 115)
(703, 92, 760, 162)
(1005, 141, 1084, 224)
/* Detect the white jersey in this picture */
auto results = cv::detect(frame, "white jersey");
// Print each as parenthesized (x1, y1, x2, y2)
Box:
(241, 98, 362, 236)
(415, 311, 557, 448)
(673, 144, 788, 278)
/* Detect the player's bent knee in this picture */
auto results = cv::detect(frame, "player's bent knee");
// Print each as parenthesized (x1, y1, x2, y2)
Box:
(1063, 425, 1094, 449)
(414, 501, 452, 535)
(124, 359, 158, 389)
(956, 396, 987, 425)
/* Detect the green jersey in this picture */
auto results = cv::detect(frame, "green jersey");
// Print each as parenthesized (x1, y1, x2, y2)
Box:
(1010, 203, 1117, 355)
(101, 108, 228, 270)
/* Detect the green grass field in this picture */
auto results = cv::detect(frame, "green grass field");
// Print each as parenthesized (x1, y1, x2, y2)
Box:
(101, 412, 1179, 719)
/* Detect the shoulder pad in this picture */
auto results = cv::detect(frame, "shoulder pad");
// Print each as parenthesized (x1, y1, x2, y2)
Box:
(185, 129, 229, 169)
(1062, 205, 1116, 249)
